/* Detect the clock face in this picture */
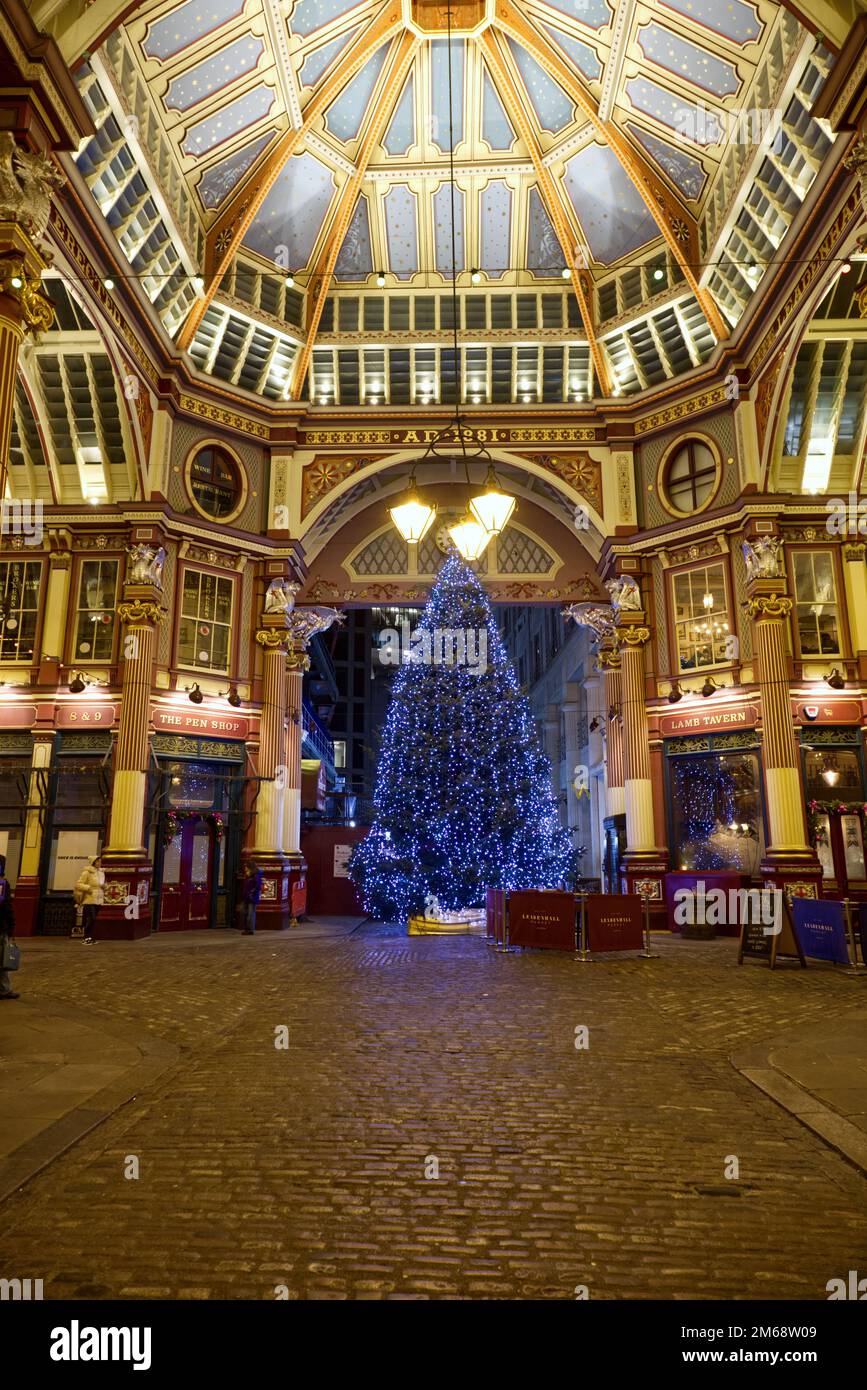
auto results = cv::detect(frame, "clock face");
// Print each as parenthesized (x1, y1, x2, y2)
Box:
(435, 524, 458, 554)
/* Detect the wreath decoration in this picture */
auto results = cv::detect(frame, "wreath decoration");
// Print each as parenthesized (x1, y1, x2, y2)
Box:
(807, 799, 867, 847)
(163, 809, 225, 847)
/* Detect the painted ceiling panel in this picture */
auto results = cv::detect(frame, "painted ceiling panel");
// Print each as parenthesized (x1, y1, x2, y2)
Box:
(290, 0, 368, 39)
(479, 180, 512, 279)
(165, 35, 265, 111)
(430, 40, 465, 152)
(182, 84, 276, 155)
(564, 143, 660, 262)
(299, 28, 360, 89)
(659, 0, 763, 45)
(383, 75, 416, 155)
(506, 38, 575, 134)
(197, 128, 277, 208)
(625, 76, 723, 145)
(539, 0, 612, 30)
(434, 184, 465, 274)
(626, 122, 706, 200)
(242, 152, 336, 266)
(335, 197, 373, 279)
(541, 24, 602, 82)
(143, 0, 246, 61)
(637, 24, 740, 98)
(527, 187, 563, 277)
(384, 185, 419, 279)
(481, 70, 517, 151)
(324, 44, 388, 141)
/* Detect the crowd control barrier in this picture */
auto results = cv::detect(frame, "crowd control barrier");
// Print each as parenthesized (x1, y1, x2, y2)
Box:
(486, 888, 650, 957)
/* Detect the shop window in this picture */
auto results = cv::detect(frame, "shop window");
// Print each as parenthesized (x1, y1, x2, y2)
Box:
(166, 762, 216, 809)
(804, 745, 866, 883)
(177, 569, 233, 673)
(73, 559, 119, 661)
(0, 560, 41, 661)
(672, 562, 730, 671)
(662, 440, 718, 514)
(669, 749, 764, 874)
(187, 445, 242, 519)
(792, 550, 841, 656)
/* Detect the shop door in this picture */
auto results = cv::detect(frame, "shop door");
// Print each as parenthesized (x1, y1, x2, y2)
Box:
(159, 820, 214, 931)
(812, 809, 867, 899)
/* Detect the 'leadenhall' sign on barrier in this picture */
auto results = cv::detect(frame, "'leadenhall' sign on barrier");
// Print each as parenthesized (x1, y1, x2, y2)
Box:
(507, 890, 576, 950)
(152, 708, 249, 739)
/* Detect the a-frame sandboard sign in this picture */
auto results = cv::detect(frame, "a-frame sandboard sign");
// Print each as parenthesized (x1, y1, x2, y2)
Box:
(737, 891, 807, 970)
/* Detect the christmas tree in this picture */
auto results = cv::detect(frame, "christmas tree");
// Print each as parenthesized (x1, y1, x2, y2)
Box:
(350, 551, 573, 920)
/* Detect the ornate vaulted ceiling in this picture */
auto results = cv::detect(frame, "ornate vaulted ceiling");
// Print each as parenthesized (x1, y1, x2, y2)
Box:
(69, 0, 837, 402)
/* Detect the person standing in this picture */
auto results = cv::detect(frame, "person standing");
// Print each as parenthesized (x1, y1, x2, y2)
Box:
(73, 855, 105, 939)
(240, 860, 263, 934)
(0, 854, 19, 1000)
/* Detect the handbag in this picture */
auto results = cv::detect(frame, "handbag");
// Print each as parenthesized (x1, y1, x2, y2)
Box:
(1, 937, 20, 971)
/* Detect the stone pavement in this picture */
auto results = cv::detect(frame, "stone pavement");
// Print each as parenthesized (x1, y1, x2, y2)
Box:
(0, 925, 866, 1300)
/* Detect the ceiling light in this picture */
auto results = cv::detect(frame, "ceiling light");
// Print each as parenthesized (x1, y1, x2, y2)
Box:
(471, 268, 481, 284)
(285, 272, 295, 288)
(470, 463, 516, 536)
(390, 473, 436, 544)
(561, 267, 571, 279)
(192, 275, 205, 293)
(826, 668, 845, 690)
(104, 277, 114, 290)
(376, 269, 385, 287)
(653, 267, 664, 281)
(187, 683, 204, 705)
(448, 514, 491, 562)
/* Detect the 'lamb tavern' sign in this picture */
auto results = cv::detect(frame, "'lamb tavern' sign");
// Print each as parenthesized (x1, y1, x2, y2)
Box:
(659, 705, 757, 737)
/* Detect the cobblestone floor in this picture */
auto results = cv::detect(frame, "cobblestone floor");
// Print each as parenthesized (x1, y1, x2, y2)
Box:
(1, 927, 866, 1300)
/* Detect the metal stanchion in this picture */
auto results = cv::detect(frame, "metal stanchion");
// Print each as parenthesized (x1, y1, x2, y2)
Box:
(495, 893, 514, 953)
(574, 892, 593, 963)
(842, 898, 866, 976)
(638, 891, 659, 959)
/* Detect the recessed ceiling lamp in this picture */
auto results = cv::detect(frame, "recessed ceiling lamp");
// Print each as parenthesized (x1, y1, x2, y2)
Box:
(285, 272, 295, 288)
(376, 269, 386, 287)
(389, 470, 436, 544)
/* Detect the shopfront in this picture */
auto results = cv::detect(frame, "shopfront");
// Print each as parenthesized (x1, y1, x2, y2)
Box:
(0, 729, 34, 889)
(40, 729, 113, 935)
(150, 731, 248, 931)
(662, 717, 766, 878)
(801, 726, 867, 899)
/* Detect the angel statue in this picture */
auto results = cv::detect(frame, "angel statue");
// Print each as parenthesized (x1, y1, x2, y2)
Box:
(126, 543, 166, 588)
(264, 577, 301, 614)
(742, 535, 782, 581)
(605, 574, 642, 613)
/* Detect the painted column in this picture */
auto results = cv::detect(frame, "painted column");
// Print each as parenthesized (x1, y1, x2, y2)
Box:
(283, 655, 305, 860)
(38, 543, 72, 684)
(614, 599, 668, 909)
(97, 584, 164, 940)
(0, 142, 62, 499)
(562, 694, 580, 832)
(842, 543, 867, 676)
(598, 648, 624, 819)
(746, 569, 821, 897)
(12, 732, 54, 936)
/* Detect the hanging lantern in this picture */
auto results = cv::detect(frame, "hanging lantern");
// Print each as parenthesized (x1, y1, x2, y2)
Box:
(448, 513, 491, 561)
(389, 474, 436, 544)
(469, 463, 516, 535)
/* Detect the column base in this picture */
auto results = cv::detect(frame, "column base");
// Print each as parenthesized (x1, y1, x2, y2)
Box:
(242, 852, 308, 929)
(621, 850, 669, 927)
(12, 876, 40, 937)
(92, 852, 152, 941)
(760, 848, 823, 903)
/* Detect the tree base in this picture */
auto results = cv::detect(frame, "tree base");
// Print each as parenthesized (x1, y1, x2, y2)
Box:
(408, 908, 486, 936)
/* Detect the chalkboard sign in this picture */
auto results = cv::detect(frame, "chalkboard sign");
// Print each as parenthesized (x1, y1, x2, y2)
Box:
(737, 890, 806, 970)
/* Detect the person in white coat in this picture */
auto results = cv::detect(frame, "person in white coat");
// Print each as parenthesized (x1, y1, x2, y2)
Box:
(73, 855, 105, 939)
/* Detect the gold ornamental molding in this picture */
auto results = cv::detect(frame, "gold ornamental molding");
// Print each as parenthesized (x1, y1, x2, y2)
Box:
(286, 648, 312, 672)
(179, 393, 269, 441)
(255, 628, 290, 650)
(844, 543, 867, 561)
(634, 385, 729, 437)
(301, 424, 598, 447)
(118, 600, 164, 625)
(746, 594, 793, 621)
(595, 647, 622, 670)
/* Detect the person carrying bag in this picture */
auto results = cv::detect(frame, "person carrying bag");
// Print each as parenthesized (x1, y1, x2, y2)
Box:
(0, 854, 20, 1000)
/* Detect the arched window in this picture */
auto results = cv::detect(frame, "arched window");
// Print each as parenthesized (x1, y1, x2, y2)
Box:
(188, 446, 242, 519)
(662, 440, 718, 514)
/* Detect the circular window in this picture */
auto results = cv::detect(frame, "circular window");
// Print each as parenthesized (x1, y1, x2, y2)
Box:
(188, 446, 242, 519)
(662, 440, 719, 515)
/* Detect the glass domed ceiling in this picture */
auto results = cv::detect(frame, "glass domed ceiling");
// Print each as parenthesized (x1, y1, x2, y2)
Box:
(76, 0, 831, 401)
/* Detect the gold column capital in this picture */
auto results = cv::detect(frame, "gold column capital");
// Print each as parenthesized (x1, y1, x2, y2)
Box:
(595, 646, 621, 671)
(118, 599, 164, 626)
(618, 624, 651, 647)
(286, 646, 311, 672)
(746, 594, 793, 621)
(844, 543, 867, 562)
(256, 627, 290, 650)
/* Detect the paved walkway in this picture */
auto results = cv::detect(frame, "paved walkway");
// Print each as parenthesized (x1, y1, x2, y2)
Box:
(0, 925, 866, 1299)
